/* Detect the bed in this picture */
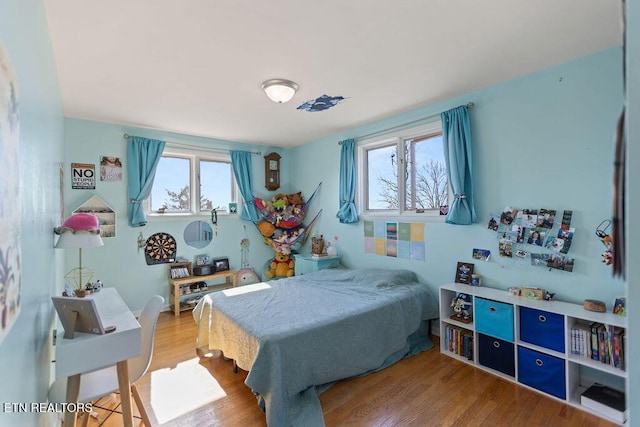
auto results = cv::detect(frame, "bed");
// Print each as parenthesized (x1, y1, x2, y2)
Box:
(192, 267, 439, 427)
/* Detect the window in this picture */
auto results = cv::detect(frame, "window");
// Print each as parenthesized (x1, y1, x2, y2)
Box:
(148, 148, 236, 216)
(358, 121, 449, 218)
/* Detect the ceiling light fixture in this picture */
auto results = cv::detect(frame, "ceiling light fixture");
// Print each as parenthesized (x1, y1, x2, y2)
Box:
(261, 79, 299, 103)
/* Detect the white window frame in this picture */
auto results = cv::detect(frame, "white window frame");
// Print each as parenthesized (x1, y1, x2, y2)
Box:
(357, 121, 450, 221)
(145, 146, 238, 219)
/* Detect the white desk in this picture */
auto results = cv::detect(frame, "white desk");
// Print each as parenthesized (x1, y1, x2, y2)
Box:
(55, 288, 141, 427)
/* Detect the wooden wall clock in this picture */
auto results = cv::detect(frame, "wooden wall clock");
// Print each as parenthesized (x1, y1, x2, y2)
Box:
(264, 152, 281, 191)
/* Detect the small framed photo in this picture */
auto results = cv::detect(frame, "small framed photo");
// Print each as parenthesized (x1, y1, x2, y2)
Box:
(195, 255, 211, 266)
(613, 297, 626, 316)
(229, 202, 238, 214)
(454, 262, 474, 284)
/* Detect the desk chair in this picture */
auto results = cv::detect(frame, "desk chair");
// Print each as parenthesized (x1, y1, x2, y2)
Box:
(49, 295, 164, 426)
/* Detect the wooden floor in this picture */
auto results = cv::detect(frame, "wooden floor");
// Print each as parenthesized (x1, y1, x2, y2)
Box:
(84, 311, 617, 427)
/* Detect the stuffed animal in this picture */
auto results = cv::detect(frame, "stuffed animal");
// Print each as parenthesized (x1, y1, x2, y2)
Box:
(235, 268, 260, 286)
(265, 251, 295, 279)
(272, 193, 289, 211)
(257, 220, 275, 237)
(287, 191, 304, 205)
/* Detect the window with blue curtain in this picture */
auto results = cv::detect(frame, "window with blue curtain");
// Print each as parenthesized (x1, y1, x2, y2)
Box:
(336, 138, 358, 223)
(231, 150, 259, 222)
(127, 135, 166, 227)
(441, 105, 477, 225)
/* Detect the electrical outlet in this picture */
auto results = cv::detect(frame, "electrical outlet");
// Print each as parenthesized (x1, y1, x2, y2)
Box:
(53, 329, 57, 346)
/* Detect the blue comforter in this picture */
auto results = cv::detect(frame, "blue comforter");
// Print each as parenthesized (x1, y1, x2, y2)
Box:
(193, 268, 439, 427)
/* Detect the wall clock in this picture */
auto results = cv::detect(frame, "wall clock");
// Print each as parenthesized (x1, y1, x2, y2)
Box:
(264, 152, 281, 191)
(144, 232, 177, 265)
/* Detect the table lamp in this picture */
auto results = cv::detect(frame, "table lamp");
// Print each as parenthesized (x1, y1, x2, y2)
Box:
(54, 213, 104, 296)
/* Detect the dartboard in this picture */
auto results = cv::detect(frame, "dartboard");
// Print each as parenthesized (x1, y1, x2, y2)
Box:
(144, 232, 177, 265)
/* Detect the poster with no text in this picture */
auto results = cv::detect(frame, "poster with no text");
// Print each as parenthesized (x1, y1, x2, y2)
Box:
(71, 163, 96, 189)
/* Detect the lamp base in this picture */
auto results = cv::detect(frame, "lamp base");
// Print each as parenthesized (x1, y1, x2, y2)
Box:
(64, 267, 95, 294)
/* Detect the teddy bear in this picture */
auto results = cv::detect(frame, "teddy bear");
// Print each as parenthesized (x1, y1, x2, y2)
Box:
(265, 251, 295, 279)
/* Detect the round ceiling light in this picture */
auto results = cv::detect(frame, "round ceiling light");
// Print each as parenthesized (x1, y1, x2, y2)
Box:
(261, 79, 299, 103)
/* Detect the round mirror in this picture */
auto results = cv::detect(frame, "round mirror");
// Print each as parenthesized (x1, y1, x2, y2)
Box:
(184, 221, 213, 249)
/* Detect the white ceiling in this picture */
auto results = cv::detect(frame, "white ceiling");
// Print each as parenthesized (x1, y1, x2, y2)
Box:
(43, 1, 622, 147)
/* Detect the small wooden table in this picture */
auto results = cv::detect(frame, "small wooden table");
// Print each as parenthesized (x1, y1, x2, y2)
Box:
(55, 288, 141, 427)
(169, 270, 236, 317)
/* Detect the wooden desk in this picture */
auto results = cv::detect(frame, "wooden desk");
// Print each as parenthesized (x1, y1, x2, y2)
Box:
(55, 288, 141, 427)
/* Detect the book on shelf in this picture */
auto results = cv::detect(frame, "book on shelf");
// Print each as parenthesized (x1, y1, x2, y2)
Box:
(580, 383, 627, 423)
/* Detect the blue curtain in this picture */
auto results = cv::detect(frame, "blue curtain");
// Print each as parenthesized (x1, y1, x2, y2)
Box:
(231, 150, 259, 222)
(127, 136, 166, 227)
(441, 106, 477, 225)
(336, 138, 358, 223)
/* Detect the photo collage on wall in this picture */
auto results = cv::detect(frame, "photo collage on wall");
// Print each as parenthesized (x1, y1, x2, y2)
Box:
(363, 221, 425, 261)
(487, 207, 575, 272)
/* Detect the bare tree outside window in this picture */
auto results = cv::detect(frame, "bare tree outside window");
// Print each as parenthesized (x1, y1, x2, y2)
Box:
(372, 134, 448, 210)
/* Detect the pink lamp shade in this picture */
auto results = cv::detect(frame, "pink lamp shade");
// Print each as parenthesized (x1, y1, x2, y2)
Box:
(55, 213, 104, 249)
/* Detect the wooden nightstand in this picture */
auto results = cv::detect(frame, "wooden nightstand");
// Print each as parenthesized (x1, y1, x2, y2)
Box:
(293, 254, 341, 276)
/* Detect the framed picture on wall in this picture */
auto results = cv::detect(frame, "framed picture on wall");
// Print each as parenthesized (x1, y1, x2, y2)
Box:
(454, 262, 474, 284)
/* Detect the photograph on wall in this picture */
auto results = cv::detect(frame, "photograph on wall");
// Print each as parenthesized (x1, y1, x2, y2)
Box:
(0, 43, 22, 345)
(561, 210, 574, 230)
(100, 156, 122, 182)
(537, 208, 556, 228)
(546, 253, 574, 272)
(71, 163, 96, 189)
(557, 227, 574, 254)
(386, 222, 397, 240)
(487, 213, 499, 231)
(512, 224, 525, 243)
(526, 228, 545, 246)
(518, 209, 538, 228)
(386, 239, 397, 257)
(498, 240, 513, 257)
(496, 229, 519, 242)
(454, 262, 474, 284)
(500, 206, 517, 226)
(472, 248, 491, 261)
(530, 253, 550, 267)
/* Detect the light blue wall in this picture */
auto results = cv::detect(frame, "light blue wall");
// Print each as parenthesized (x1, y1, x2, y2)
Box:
(291, 47, 625, 305)
(1, 0, 637, 423)
(0, 0, 65, 425)
(62, 119, 290, 311)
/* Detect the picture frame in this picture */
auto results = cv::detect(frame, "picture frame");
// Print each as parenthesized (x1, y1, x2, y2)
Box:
(454, 262, 474, 284)
(613, 297, 626, 316)
(228, 202, 238, 214)
(195, 255, 211, 266)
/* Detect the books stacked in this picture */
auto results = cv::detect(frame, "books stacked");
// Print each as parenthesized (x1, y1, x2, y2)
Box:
(580, 383, 627, 423)
(570, 322, 624, 370)
(444, 325, 473, 360)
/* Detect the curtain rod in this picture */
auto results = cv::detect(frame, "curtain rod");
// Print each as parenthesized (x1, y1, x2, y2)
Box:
(339, 102, 474, 144)
(123, 133, 262, 156)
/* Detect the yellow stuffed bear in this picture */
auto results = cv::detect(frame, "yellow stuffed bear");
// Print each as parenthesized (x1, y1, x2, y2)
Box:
(265, 251, 295, 279)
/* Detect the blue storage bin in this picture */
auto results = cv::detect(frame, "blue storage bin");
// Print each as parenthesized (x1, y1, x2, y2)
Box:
(475, 298, 514, 342)
(517, 346, 566, 399)
(478, 333, 515, 377)
(519, 307, 565, 353)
